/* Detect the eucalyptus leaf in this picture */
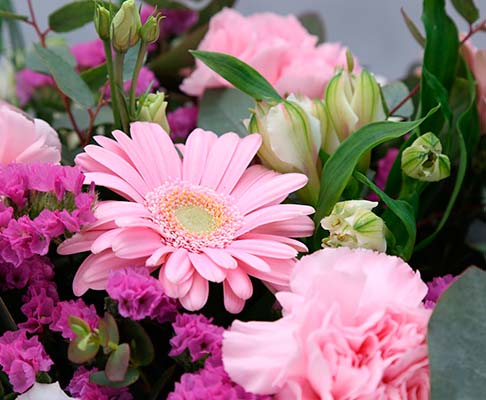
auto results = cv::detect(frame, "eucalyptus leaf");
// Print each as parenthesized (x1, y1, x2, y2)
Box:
(382, 82, 414, 118)
(123, 43, 144, 81)
(191, 50, 282, 102)
(314, 105, 439, 224)
(90, 368, 140, 388)
(451, 0, 479, 24)
(81, 64, 108, 91)
(298, 12, 326, 43)
(52, 106, 113, 131)
(68, 336, 99, 363)
(26, 44, 76, 74)
(120, 319, 154, 367)
(106, 343, 130, 382)
(428, 267, 486, 400)
(198, 88, 253, 136)
(33, 44, 95, 107)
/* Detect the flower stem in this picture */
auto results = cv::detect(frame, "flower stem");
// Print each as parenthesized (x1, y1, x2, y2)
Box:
(103, 40, 121, 130)
(114, 51, 130, 132)
(0, 297, 17, 332)
(129, 42, 148, 117)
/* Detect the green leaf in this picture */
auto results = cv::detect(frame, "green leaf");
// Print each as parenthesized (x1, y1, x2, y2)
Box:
(420, 0, 459, 133)
(191, 50, 283, 102)
(298, 12, 326, 43)
(382, 82, 414, 118)
(81, 64, 108, 91)
(314, 105, 439, 224)
(102, 312, 119, 348)
(400, 7, 425, 48)
(68, 335, 99, 363)
(120, 320, 154, 367)
(48, 0, 117, 33)
(422, 67, 452, 126)
(123, 43, 144, 81)
(353, 171, 416, 260)
(451, 0, 479, 24)
(106, 343, 130, 382)
(68, 315, 91, 337)
(34, 44, 95, 107)
(198, 88, 253, 136)
(90, 368, 140, 388)
(0, 9, 28, 21)
(26, 44, 76, 74)
(52, 106, 113, 131)
(428, 267, 486, 400)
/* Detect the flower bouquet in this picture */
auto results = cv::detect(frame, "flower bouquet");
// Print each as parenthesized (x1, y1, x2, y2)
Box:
(0, 0, 485, 399)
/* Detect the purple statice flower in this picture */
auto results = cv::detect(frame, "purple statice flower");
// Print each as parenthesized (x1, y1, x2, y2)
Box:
(71, 39, 106, 70)
(16, 69, 54, 106)
(140, 5, 197, 39)
(106, 267, 178, 322)
(169, 313, 224, 366)
(0, 329, 53, 393)
(104, 67, 160, 99)
(0, 256, 54, 291)
(167, 105, 198, 142)
(424, 274, 457, 309)
(369, 148, 399, 201)
(50, 299, 100, 340)
(67, 367, 133, 400)
(168, 365, 271, 400)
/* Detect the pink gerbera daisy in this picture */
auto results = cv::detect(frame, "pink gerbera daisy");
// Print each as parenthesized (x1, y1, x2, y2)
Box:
(58, 123, 314, 312)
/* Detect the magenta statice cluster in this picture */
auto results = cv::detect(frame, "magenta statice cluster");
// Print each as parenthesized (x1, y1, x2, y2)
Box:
(67, 366, 133, 400)
(0, 256, 53, 291)
(0, 163, 95, 267)
(167, 105, 198, 142)
(0, 329, 53, 393)
(424, 274, 457, 308)
(50, 299, 100, 339)
(106, 267, 178, 323)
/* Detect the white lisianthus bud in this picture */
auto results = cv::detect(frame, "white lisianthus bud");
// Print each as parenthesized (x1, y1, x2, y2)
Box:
(138, 92, 170, 132)
(110, 0, 142, 53)
(325, 69, 386, 141)
(248, 95, 322, 205)
(401, 132, 451, 182)
(321, 200, 387, 252)
(310, 99, 341, 155)
(94, 5, 111, 41)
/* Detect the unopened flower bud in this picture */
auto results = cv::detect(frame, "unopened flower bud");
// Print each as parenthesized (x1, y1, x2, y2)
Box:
(311, 99, 340, 155)
(140, 15, 161, 44)
(110, 0, 141, 53)
(326, 69, 386, 141)
(138, 92, 170, 132)
(94, 5, 111, 41)
(401, 132, 451, 182)
(321, 200, 387, 252)
(248, 95, 322, 205)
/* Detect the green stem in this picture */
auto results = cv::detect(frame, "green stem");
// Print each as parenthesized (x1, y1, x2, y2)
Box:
(114, 51, 129, 132)
(0, 297, 17, 333)
(103, 40, 121, 129)
(129, 42, 148, 117)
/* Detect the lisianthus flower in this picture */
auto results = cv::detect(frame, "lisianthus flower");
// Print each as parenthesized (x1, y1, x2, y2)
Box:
(223, 248, 431, 399)
(59, 123, 314, 312)
(16, 382, 76, 400)
(0, 103, 61, 165)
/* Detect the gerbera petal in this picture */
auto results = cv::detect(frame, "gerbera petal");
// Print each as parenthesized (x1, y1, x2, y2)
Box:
(243, 257, 295, 287)
(164, 249, 193, 283)
(188, 252, 226, 282)
(111, 227, 162, 259)
(93, 135, 133, 164)
(253, 215, 315, 238)
(146, 246, 174, 267)
(84, 172, 144, 202)
(226, 249, 271, 272)
(57, 231, 103, 255)
(229, 239, 298, 259)
(179, 273, 209, 311)
(242, 233, 308, 253)
(91, 228, 123, 254)
(202, 248, 238, 269)
(223, 281, 246, 314)
(160, 269, 193, 298)
(230, 165, 277, 199)
(226, 268, 253, 300)
(182, 129, 217, 185)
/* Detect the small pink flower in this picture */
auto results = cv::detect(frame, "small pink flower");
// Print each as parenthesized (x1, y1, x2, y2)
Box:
(181, 8, 357, 98)
(223, 248, 431, 399)
(16, 69, 54, 106)
(71, 39, 106, 70)
(0, 104, 61, 165)
(59, 123, 314, 312)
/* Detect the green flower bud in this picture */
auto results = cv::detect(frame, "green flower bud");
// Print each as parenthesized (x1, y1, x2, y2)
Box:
(94, 4, 111, 41)
(401, 132, 451, 182)
(138, 92, 170, 132)
(321, 200, 387, 252)
(110, 0, 142, 53)
(325, 69, 386, 141)
(140, 15, 161, 44)
(311, 99, 340, 156)
(248, 94, 322, 205)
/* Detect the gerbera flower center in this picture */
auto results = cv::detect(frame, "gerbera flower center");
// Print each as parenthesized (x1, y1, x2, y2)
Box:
(145, 180, 243, 252)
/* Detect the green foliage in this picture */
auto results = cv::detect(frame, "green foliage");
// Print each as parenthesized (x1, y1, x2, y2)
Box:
(26, 44, 76, 74)
(120, 319, 155, 367)
(400, 7, 425, 48)
(191, 50, 283, 102)
(298, 12, 326, 43)
(198, 88, 253, 136)
(90, 367, 140, 388)
(428, 268, 486, 400)
(451, 0, 480, 24)
(0, 9, 28, 21)
(106, 343, 130, 382)
(81, 64, 108, 91)
(382, 82, 414, 117)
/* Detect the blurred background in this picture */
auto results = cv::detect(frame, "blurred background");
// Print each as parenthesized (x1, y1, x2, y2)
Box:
(12, 0, 486, 80)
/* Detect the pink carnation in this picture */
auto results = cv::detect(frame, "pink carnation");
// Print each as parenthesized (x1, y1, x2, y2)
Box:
(0, 103, 61, 165)
(16, 69, 54, 106)
(71, 39, 106, 70)
(50, 299, 100, 339)
(181, 8, 358, 98)
(0, 329, 53, 393)
(59, 124, 314, 312)
(223, 248, 431, 399)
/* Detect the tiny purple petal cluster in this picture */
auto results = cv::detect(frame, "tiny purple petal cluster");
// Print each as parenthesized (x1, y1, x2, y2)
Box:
(50, 299, 100, 340)
(0, 329, 53, 393)
(167, 105, 198, 142)
(424, 274, 457, 308)
(140, 5, 197, 39)
(0, 256, 53, 291)
(106, 267, 178, 322)
(169, 313, 224, 365)
(168, 365, 271, 400)
(0, 163, 95, 267)
(67, 367, 133, 400)
(15, 69, 54, 106)
(19, 280, 59, 333)
(369, 148, 399, 201)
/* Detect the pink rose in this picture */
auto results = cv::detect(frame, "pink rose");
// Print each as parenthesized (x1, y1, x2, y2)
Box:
(0, 103, 61, 165)
(463, 40, 486, 134)
(181, 8, 357, 99)
(223, 248, 431, 399)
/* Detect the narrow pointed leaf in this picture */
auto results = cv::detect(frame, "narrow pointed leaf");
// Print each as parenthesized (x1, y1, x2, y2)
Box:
(401, 7, 425, 47)
(451, 0, 479, 24)
(0, 10, 28, 21)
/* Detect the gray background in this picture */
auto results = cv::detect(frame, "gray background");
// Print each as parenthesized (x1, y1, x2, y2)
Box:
(13, 0, 486, 79)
